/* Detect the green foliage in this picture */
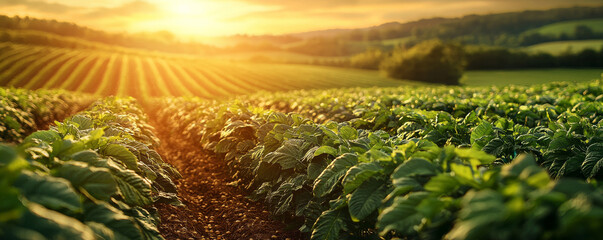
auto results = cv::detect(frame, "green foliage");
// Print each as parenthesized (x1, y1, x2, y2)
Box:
(349, 48, 386, 70)
(0, 88, 94, 143)
(448, 155, 603, 240)
(155, 78, 603, 239)
(0, 97, 180, 240)
(380, 40, 466, 85)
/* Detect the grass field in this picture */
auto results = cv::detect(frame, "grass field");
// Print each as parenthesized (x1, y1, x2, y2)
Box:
(526, 18, 603, 36)
(525, 39, 603, 55)
(462, 68, 603, 86)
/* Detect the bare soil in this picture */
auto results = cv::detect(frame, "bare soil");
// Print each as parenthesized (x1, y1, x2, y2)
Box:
(148, 113, 304, 240)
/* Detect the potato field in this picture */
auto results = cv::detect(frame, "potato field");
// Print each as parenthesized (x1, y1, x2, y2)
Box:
(1, 78, 602, 239)
(2, 7, 603, 239)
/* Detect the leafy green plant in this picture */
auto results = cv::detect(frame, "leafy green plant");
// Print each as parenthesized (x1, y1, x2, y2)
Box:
(0, 88, 95, 143)
(1, 97, 180, 240)
(154, 78, 603, 239)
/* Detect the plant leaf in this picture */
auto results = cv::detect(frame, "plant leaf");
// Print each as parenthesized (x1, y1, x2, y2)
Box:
(314, 146, 338, 157)
(342, 161, 382, 194)
(313, 153, 358, 197)
(84, 202, 143, 240)
(582, 143, 603, 179)
(310, 209, 346, 240)
(470, 122, 494, 150)
(391, 158, 437, 179)
(53, 162, 117, 201)
(100, 144, 139, 171)
(264, 139, 305, 170)
(14, 171, 81, 213)
(348, 178, 387, 222)
(378, 192, 430, 235)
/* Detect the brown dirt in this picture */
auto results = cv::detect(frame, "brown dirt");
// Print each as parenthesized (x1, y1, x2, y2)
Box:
(148, 114, 304, 240)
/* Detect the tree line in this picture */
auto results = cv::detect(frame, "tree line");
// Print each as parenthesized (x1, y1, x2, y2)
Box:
(0, 15, 215, 54)
(266, 40, 603, 85)
(336, 6, 603, 47)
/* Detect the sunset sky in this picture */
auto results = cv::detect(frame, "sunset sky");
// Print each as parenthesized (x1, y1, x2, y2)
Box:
(1, 0, 602, 37)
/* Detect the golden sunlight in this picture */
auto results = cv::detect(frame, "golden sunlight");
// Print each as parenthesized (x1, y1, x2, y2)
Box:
(0, 0, 600, 37)
(166, 0, 206, 16)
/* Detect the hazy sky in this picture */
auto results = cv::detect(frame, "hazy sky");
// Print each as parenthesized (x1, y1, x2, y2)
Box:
(1, 0, 602, 37)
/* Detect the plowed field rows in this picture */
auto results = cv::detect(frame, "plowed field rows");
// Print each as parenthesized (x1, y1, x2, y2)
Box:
(0, 43, 408, 99)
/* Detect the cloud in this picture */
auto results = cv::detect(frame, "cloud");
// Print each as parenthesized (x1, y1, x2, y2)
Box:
(0, 0, 164, 33)
(0, 0, 76, 14)
(0, 0, 161, 19)
(237, 0, 603, 12)
(2, 0, 603, 36)
(83, 0, 161, 19)
(233, 0, 359, 10)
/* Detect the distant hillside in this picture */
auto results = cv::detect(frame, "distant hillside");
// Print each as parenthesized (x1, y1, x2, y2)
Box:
(2, 6, 603, 57)
(274, 6, 603, 56)
(525, 39, 603, 55)
(290, 28, 355, 39)
(0, 15, 216, 55)
(286, 6, 603, 43)
(525, 18, 603, 36)
(188, 6, 603, 54)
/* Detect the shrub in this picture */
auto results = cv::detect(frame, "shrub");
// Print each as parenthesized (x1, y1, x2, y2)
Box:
(349, 48, 386, 70)
(380, 40, 466, 85)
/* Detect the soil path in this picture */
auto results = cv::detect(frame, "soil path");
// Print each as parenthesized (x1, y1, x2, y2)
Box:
(147, 110, 303, 240)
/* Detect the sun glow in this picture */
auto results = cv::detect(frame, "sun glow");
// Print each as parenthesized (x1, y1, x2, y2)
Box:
(142, 0, 278, 37)
(166, 0, 207, 16)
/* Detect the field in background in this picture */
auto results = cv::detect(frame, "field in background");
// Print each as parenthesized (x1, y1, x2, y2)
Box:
(2, 41, 602, 100)
(462, 68, 603, 86)
(525, 39, 603, 55)
(0, 42, 411, 99)
(525, 18, 603, 36)
(210, 51, 347, 63)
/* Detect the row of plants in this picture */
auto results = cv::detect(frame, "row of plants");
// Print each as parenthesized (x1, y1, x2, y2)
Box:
(247, 81, 602, 126)
(0, 88, 95, 143)
(153, 80, 603, 239)
(0, 97, 181, 239)
(246, 80, 603, 180)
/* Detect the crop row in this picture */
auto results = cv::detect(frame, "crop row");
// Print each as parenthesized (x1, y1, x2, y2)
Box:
(153, 79, 603, 239)
(0, 42, 406, 100)
(243, 79, 603, 180)
(0, 97, 181, 239)
(0, 87, 95, 143)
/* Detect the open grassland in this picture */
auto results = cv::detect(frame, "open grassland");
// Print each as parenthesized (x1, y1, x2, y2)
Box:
(526, 18, 603, 36)
(525, 39, 603, 55)
(0, 42, 409, 99)
(462, 68, 603, 86)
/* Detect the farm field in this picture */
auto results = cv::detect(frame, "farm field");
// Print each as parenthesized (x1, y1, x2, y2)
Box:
(462, 68, 603, 86)
(3, 77, 603, 239)
(0, 43, 410, 100)
(525, 39, 603, 55)
(210, 50, 348, 63)
(525, 18, 603, 36)
(2, 42, 603, 101)
(146, 78, 603, 239)
(2, 4, 603, 240)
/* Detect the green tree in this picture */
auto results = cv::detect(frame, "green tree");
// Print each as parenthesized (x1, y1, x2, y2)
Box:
(380, 40, 466, 85)
(574, 25, 594, 40)
(349, 48, 386, 70)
